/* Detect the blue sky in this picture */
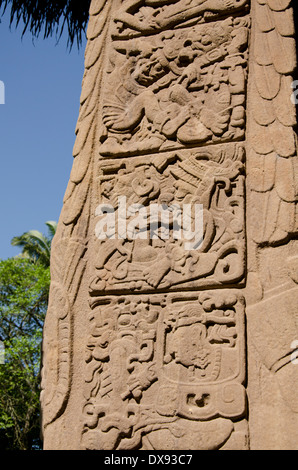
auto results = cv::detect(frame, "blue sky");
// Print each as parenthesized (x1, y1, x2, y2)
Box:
(0, 12, 87, 259)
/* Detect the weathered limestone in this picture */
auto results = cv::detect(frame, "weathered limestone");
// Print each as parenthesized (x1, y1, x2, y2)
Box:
(41, 0, 298, 450)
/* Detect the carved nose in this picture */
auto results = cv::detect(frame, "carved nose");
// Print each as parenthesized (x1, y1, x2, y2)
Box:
(178, 48, 193, 64)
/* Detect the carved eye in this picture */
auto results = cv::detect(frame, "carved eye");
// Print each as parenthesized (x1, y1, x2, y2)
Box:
(152, 62, 163, 74)
(118, 313, 131, 327)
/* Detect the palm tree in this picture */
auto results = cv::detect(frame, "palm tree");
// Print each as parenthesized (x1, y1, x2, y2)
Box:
(0, 0, 91, 48)
(11, 221, 57, 267)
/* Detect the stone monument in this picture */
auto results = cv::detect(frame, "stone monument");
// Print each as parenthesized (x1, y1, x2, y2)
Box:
(41, 0, 298, 450)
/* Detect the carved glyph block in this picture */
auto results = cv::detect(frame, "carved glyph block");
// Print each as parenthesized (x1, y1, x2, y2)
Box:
(82, 290, 246, 450)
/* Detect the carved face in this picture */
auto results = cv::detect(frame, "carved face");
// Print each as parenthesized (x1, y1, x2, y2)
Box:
(173, 180, 195, 203)
(132, 52, 168, 86)
(172, 323, 210, 370)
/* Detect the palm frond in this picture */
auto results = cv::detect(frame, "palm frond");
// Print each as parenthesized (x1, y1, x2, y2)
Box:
(0, 0, 91, 49)
(26, 230, 51, 253)
(45, 221, 57, 239)
(11, 221, 57, 267)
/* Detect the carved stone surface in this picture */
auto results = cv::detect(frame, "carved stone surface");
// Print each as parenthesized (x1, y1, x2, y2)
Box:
(81, 290, 246, 450)
(91, 143, 246, 295)
(41, 0, 298, 450)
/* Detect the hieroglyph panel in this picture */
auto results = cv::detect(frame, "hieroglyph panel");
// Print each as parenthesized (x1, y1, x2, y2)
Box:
(82, 291, 246, 450)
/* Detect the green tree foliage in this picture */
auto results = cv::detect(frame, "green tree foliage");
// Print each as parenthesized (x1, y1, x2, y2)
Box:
(11, 221, 57, 267)
(0, 0, 91, 48)
(0, 220, 56, 449)
(0, 257, 50, 450)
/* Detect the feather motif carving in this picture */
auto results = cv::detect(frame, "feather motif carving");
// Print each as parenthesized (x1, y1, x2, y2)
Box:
(63, 0, 113, 226)
(41, 0, 114, 429)
(248, 0, 298, 244)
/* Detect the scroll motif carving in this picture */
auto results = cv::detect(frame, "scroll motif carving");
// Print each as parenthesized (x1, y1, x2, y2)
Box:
(41, 237, 87, 429)
(40, 281, 71, 428)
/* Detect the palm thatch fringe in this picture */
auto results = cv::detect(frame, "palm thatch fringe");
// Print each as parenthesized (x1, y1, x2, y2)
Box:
(0, 0, 91, 48)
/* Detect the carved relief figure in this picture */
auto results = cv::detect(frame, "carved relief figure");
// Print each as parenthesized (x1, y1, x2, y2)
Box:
(91, 143, 245, 294)
(113, 0, 249, 36)
(100, 16, 249, 156)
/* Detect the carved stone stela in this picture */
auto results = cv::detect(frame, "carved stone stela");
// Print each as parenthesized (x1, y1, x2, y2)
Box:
(41, 0, 298, 450)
